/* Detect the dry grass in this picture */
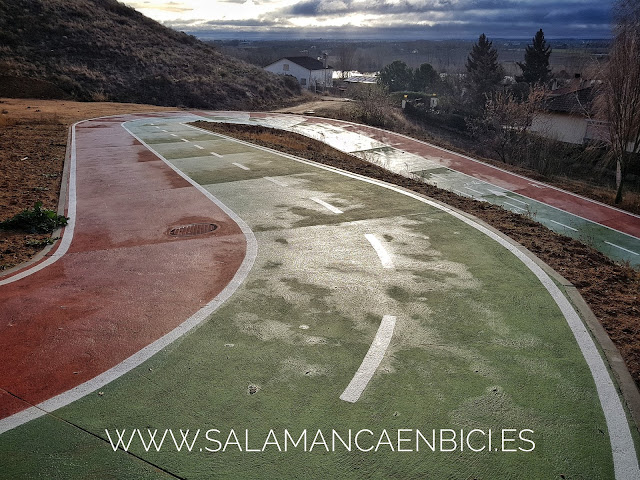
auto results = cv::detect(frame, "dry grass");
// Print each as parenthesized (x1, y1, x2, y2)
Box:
(0, 0, 301, 109)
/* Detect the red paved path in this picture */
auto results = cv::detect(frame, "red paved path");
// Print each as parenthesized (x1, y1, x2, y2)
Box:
(0, 114, 246, 419)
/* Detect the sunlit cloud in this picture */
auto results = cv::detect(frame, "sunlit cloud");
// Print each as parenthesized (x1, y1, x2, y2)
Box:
(120, 0, 613, 38)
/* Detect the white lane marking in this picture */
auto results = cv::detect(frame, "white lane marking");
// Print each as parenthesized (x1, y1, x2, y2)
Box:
(0, 122, 77, 286)
(264, 176, 288, 187)
(489, 189, 507, 197)
(181, 138, 190, 143)
(153, 126, 161, 129)
(340, 315, 397, 403)
(605, 241, 639, 256)
(364, 234, 394, 269)
(0, 119, 258, 435)
(550, 219, 578, 232)
(194, 144, 204, 150)
(190, 120, 640, 477)
(529, 183, 544, 188)
(170, 134, 178, 137)
(464, 186, 484, 195)
(210, 152, 223, 158)
(232, 162, 250, 170)
(504, 201, 526, 212)
(161, 129, 168, 132)
(508, 197, 529, 205)
(311, 197, 343, 214)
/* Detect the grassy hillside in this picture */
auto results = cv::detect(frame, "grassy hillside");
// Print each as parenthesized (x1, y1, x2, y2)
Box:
(0, 0, 300, 108)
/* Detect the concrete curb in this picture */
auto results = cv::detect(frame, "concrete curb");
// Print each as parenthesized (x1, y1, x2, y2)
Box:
(454, 206, 640, 436)
(0, 123, 72, 280)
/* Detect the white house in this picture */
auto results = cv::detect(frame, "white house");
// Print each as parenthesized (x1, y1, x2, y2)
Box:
(264, 56, 333, 91)
(530, 86, 605, 145)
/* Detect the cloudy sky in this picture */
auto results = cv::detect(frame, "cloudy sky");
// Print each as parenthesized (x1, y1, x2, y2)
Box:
(121, 0, 613, 39)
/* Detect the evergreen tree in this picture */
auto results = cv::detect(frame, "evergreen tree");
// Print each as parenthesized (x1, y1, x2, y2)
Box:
(412, 63, 439, 92)
(465, 33, 504, 110)
(377, 60, 413, 92)
(517, 29, 552, 85)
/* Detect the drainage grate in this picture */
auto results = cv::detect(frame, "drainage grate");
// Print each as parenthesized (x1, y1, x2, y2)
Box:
(169, 223, 218, 237)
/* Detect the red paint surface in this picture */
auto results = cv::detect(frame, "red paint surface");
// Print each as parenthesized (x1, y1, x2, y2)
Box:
(0, 115, 246, 419)
(237, 111, 639, 238)
(298, 115, 640, 238)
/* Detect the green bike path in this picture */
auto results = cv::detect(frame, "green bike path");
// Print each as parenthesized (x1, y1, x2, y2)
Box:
(1, 115, 637, 479)
(198, 112, 640, 267)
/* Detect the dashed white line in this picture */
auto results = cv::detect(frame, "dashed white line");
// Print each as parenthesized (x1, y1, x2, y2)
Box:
(529, 183, 544, 188)
(210, 152, 223, 158)
(489, 189, 507, 197)
(264, 176, 288, 187)
(549, 219, 578, 232)
(364, 234, 394, 269)
(232, 162, 250, 170)
(181, 138, 190, 143)
(453, 190, 470, 197)
(464, 186, 484, 195)
(194, 144, 204, 150)
(153, 126, 161, 129)
(504, 202, 526, 212)
(604, 241, 639, 256)
(340, 315, 397, 403)
(311, 197, 343, 214)
(161, 129, 168, 132)
(170, 134, 177, 137)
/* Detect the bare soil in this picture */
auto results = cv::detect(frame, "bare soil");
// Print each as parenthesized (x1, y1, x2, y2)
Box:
(192, 121, 640, 389)
(0, 98, 177, 271)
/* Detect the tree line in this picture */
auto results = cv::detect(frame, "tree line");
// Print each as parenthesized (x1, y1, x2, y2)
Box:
(371, 8, 639, 204)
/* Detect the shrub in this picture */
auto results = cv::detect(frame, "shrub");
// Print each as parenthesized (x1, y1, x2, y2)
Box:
(0, 202, 68, 233)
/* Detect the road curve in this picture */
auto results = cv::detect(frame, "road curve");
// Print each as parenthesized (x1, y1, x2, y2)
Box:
(0, 113, 250, 421)
(197, 111, 640, 266)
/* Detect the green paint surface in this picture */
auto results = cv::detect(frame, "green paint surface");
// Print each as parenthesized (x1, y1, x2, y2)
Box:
(0, 118, 625, 479)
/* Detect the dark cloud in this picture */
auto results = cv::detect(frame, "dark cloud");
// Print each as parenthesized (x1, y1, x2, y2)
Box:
(203, 18, 280, 27)
(174, 0, 613, 39)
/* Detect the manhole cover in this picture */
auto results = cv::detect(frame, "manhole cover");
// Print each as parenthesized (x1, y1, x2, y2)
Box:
(169, 223, 218, 237)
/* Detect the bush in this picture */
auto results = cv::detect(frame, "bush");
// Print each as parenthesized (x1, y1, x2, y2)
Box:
(0, 202, 68, 233)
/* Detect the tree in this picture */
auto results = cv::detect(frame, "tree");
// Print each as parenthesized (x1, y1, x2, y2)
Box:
(336, 44, 356, 79)
(350, 84, 391, 127)
(601, 0, 640, 203)
(517, 29, 552, 85)
(412, 63, 439, 92)
(465, 33, 504, 111)
(469, 86, 545, 163)
(378, 60, 413, 92)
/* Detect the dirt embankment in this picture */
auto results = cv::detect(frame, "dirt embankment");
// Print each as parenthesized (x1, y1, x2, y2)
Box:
(192, 120, 640, 390)
(0, 98, 177, 270)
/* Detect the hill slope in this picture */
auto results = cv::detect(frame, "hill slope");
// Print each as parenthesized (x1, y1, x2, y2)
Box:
(0, 0, 300, 108)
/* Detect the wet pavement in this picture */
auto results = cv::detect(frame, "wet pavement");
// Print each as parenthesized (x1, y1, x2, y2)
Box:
(197, 111, 640, 266)
(0, 113, 638, 479)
